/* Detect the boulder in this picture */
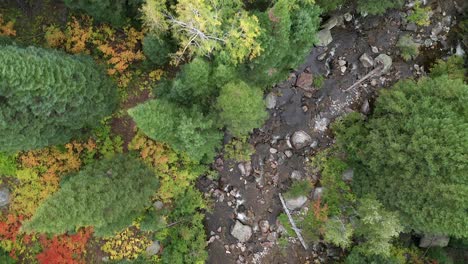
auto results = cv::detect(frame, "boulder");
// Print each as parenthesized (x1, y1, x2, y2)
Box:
(285, 195, 307, 210)
(265, 93, 277, 109)
(375, 54, 392, 74)
(406, 22, 418, 32)
(322, 16, 343, 30)
(0, 187, 10, 207)
(231, 220, 252, 242)
(291, 131, 312, 149)
(361, 100, 370, 114)
(419, 235, 450, 248)
(359, 53, 374, 68)
(296, 72, 313, 89)
(145, 241, 161, 256)
(316, 29, 333, 47)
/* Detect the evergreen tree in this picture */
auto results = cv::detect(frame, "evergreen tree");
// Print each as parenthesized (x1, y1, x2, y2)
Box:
(216, 81, 267, 137)
(22, 154, 158, 237)
(334, 75, 468, 237)
(128, 99, 222, 163)
(0, 45, 116, 153)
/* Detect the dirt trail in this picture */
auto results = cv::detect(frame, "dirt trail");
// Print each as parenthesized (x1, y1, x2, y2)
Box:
(203, 1, 462, 263)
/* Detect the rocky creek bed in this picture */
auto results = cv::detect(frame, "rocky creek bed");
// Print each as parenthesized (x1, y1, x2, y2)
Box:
(199, 1, 465, 263)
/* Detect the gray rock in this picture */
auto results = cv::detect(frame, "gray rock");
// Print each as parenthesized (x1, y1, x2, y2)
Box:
(296, 72, 313, 89)
(310, 140, 319, 149)
(344, 13, 353, 22)
(259, 220, 270, 233)
(145, 241, 161, 256)
(419, 235, 450, 248)
(231, 220, 252, 242)
(313, 187, 323, 201)
(238, 161, 252, 177)
(317, 52, 327, 61)
(153, 201, 164, 210)
(455, 43, 465, 57)
(291, 131, 312, 149)
(290, 170, 303, 180)
(316, 29, 333, 46)
(284, 150, 293, 158)
(0, 187, 10, 207)
(375, 54, 392, 74)
(359, 53, 374, 68)
(322, 16, 343, 30)
(431, 22, 443, 36)
(361, 100, 370, 114)
(342, 169, 354, 181)
(269, 148, 278, 154)
(424, 39, 433, 47)
(406, 22, 418, 32)
(371, 46, 379, 53)
(314, 117, 330, 132)
(285, 195, 308, 210)
(265, 93, 277, 109)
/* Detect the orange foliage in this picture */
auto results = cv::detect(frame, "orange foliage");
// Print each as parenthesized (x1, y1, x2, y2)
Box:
(44, 25, 66, 48)
(0, 214, 23, 243)
(37, 228, 93, 264)
(0, 15, 16, 36)
(64, 16, 93, 54)
(129, 134, 174, 172)
(312, 198, 329, 222)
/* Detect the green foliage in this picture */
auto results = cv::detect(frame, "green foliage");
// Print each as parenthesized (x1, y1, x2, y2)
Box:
(357, 0, 403, 15)
(139, 209, 166, 232)
(0, 152, 17, 176)
(0, 45, 116, 153)
(397, 34, 419, 61)
(63, 0, 143, 26)
(345, 247, 405, 264)
(129, 99, 222, 163)
(323, 217, 353, 249)
(316, 0, 346, 12)
(407, 1, 431, 26)
(224, 137, 254, 162)
(159, 187, 207, 264)
(142, 0, 262, 64)
(0, 248, 16, 264)
(158, 57, 215, 108)
(143, 34, 172, 66)
(354, 198, 402, 256)
(216, 81, 267, 137)
(334, 76, 468, 237)
(430, 56, 466, 81)
(313, 74, 325, 89)
(0, 35, 14, 46)
(284, 180, 313, 199)
(22, 154, 158, 237)
(427, 247, 454, 264)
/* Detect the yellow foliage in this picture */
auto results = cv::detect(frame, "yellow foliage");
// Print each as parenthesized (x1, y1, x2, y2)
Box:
(44, 25, 66, 48)
(101, 227, 151, 260)
(64, 16, 94, 54)
(0, 15, 16, 36)
(149, 69, 164, 82)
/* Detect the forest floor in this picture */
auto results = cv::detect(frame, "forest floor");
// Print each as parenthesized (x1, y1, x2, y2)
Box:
(202, 1, 464, 263)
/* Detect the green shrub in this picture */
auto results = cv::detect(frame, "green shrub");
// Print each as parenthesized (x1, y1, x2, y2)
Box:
(216, 81, 267, 137)
(407, 1, 431, 26)
(313, 74, 325, 89)
(63, 0, 143, 26)
(430, 56, 466, 80)
(397, 35, 420, 61)
(143, 34, 172, 66)
(324, 217, 354, 249)
(224, 137, 254, 162)
(129, 99, 222, 163)
(345, 247, 405, 264)
(284, 180, 313, 199)
(0, 152, 17, 176)
(0, 45, 116, 153)
(22, 154, 158, 237)
(334, 76, 468, 237)
(357, 0, 404, 15)
(316, 0, 346, 12)
(427, 247, 454, 264)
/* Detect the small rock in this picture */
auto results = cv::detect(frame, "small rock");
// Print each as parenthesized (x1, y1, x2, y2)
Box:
(238, 163, 246, 176)
(238, 161, 252, 177)
(310, 140, 318, 149)
(102, 257, 109, 262)
(316, 29, 333, 46)
(267, 232, 278, 242)
(314, 117, 330, 132)
(291, 131, 313, 149)
(231, 220, 252, 242)
(313, 187, 323, 201)
(290, 170, 303, 180)
(344, 13, 353, 22)
(419, 235, 450, 248)
(265, 93, 277, 109)
(359, 53, 374, 68)
(285, 195, 308, 210)
(340, 66, 347, 73)
(361, 100, 370, 114)
(145, 241, 161, 256)
(455, 43, 466, 57)
(269, 148, 278, 154)
(153, 201, 164, 210)
(371, 46, 379, 53)
(424, 39, 433, 47)
(284, 150, 293, 158)
(302, 105, 308, 112)
(370, 79, 378, 86)
(317, 52, 327, 61)
(0, 187, 10, 207)
(296, 72, 313, 89)
(338, 59, 347, 66)
(431, 22, 443, 36)
(406, 22, 418, 32)
(217, 227, 222, 233)
(342, 169, 354, 181)
(375, 54, 392, 74)
(259, 220, 270, 233)
(322, 16, 343, 30)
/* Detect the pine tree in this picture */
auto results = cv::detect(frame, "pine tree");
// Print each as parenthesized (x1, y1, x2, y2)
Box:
(22, 154, 158, 237)
(0, 45, 116, 152)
